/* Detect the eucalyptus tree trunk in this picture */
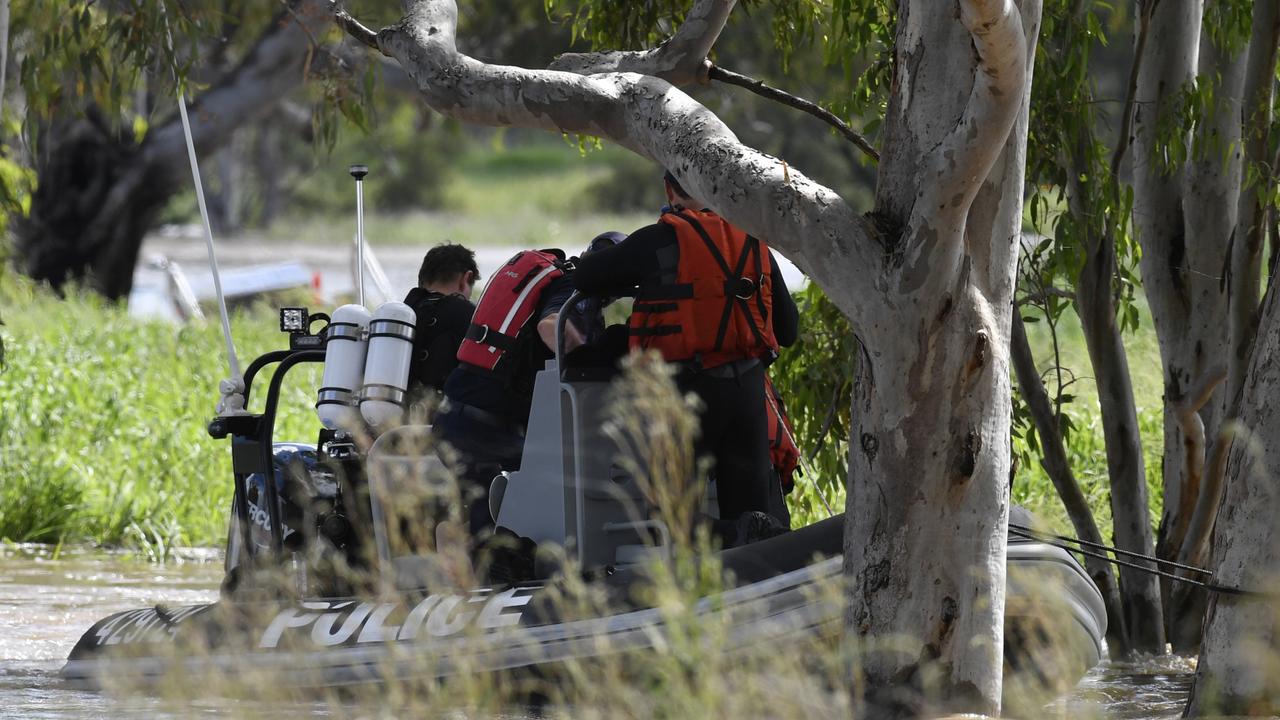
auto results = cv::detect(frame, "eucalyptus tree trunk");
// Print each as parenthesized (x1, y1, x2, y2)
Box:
(1157, 23, 1246, 653)
(12, 0, 332, 300)
(1224, 0, 1280, 412)
(1075, 215, 1166, 654)
(840, 1, 1040, 713)
(1172, 0, 1280, 658)
(1184, 283, 1280, 716)
(345, 0, 1038, 714)
(1010, 311, 1130, 655)
(1129, 0, 1239, 652)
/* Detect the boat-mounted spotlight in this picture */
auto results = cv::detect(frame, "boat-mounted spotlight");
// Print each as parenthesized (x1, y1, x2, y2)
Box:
(280, 307, 309, 334)
(280, 307, 328, 350)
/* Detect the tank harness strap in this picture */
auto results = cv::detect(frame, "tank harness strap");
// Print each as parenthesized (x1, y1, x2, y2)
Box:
(740, 236, 771, 351)
(629, 325, 683, 337)
(675, 211, 768, 354)
(465, 322, 518, 351)
(750, 236, 770, 325)
(631, 285, 688, 339)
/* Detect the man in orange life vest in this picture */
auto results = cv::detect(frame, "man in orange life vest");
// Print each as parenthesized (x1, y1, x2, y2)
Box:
(435, 233, 624, 537)
(573, 172, 799, 543)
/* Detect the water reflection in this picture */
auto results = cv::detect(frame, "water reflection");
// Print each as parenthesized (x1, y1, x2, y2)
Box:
(1048, 653, 1195, 719)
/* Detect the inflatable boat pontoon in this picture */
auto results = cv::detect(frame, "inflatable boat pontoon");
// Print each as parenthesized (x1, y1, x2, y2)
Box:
(63, 299, 1106, 710)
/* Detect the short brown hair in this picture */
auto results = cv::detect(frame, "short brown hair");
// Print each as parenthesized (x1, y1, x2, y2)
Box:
(417, 243, 478, 287)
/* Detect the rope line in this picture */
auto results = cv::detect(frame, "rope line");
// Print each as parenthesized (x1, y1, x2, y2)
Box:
(1008, 525, 1273, 599)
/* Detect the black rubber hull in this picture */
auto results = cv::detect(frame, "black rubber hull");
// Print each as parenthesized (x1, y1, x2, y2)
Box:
(63, 516, 1106, 708)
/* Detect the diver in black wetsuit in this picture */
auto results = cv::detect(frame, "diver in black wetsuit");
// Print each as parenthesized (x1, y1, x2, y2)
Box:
(403, 244, 479, 411)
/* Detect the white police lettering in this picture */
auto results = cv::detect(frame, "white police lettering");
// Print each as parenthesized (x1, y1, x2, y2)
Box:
(425, 596, 478, 637)
(259, 606, 321, 649)
(311, 602, 374, 646)
(95, 605, 208, 646)
(355, 603, 400, 643)
(257, 587, 538, 648)
(475, 587, 534, 629)
(395, 595, 441, 641)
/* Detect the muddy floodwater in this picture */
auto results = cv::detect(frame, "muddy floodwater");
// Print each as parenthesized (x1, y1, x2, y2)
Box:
(1, 545, 1194, 719)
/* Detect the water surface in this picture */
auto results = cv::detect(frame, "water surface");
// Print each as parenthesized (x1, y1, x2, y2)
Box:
(1, 545, 1195, 719)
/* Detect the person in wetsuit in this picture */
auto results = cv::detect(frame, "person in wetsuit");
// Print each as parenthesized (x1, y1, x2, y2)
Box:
(572, 173, 799, 545)
(403, 243, 479, 409)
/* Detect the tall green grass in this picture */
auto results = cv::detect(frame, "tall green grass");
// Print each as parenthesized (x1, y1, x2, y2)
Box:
(0, 278, 322, 553)
(1013, 299, 1165, 542)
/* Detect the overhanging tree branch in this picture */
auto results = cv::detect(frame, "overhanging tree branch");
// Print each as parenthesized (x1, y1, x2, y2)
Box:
(547, 0, 735, 85)
(334, 5, 383, 54)
(708, 64, 879, 162)
(917, 0, 1028, 232)
(333, 0, 885, 323)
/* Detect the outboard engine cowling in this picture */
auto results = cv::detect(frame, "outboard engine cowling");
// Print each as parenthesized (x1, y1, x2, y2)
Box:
(360, 301, 416, 431)
(316, 304, 371, 432)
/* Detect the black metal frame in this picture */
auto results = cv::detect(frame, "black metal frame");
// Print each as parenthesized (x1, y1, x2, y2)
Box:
(210, 347, 327, 564)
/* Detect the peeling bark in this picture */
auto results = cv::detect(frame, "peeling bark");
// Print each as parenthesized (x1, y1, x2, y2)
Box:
(1185, 283, 1280, 715)
(1129, 0, 1249, 652)
(844, 0, 1037, 714)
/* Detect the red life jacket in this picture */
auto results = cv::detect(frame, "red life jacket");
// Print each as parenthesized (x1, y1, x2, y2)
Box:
(764, 374, 801, 493)
(457, 250, 569, 375)
(629, 210, 779, 368)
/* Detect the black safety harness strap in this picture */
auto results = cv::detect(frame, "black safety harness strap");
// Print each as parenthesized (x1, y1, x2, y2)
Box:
(465, 323, 518, 351)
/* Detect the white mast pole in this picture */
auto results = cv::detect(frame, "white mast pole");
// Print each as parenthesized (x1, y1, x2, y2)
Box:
(351, 164, 369, 307)
(177, 93, 241, 379)
(161, 4, 244, 412)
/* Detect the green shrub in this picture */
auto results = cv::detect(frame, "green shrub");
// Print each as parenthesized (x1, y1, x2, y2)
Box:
(0, 278, 321, 551)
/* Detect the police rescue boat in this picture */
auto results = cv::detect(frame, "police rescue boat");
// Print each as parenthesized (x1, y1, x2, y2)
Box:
(62, 294, 1107, 709)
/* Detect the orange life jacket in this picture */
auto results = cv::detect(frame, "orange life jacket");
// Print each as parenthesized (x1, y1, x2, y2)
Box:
(629, 210, 779, 368)
(457, 249, 570, 375)
(764, 374, 801, 493)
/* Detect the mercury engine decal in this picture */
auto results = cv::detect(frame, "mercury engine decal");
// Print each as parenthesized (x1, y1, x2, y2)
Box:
(259, 586, 537, 649)
(247, 499, 296, 541)
(92, 605, 210, 646)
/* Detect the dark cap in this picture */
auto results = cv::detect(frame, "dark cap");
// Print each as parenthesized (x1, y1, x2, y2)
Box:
(586, 231, 626, 255)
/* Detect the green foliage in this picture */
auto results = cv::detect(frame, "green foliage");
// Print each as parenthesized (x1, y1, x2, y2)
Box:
(0, 277, 321, 551)
(767, 284, 855, 526)
(543, 0, 894, 150)
(10, 0, 281, 141)
(1202, 0, 1254, 53)
(1010, 285, 1167, 540)
(290, 100, 465, 214)
(544, 0, 824, 67)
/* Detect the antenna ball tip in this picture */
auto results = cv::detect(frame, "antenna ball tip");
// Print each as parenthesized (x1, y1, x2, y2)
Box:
(349, 164, 369, 179)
